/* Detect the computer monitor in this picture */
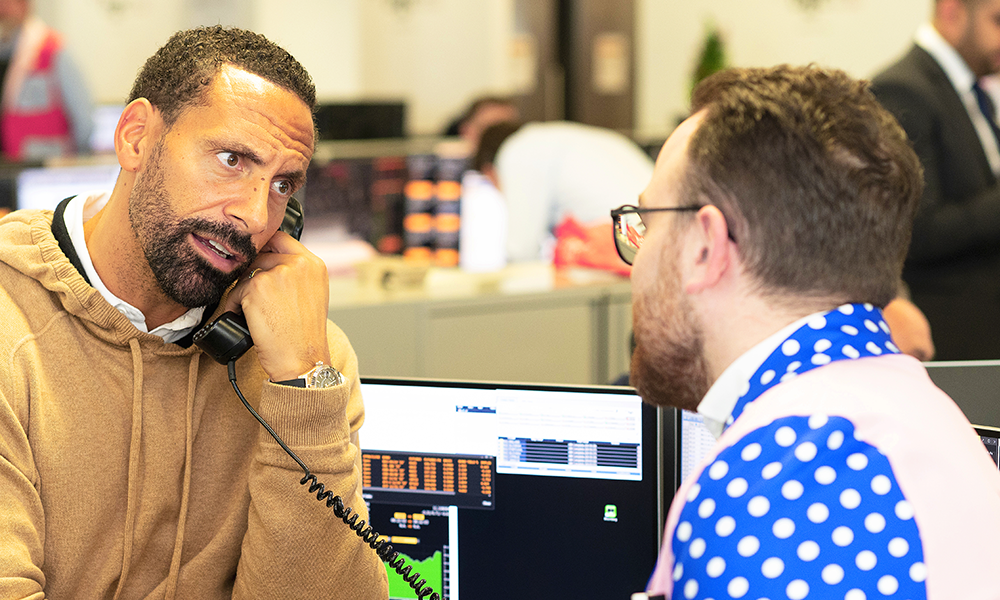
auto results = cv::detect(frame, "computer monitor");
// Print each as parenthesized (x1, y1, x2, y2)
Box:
(976, 425, 1000, 469)
(924, 361, 1000, 471)
(662, 408, 717, 511)
(674, 409, 715, 490)
(89, 104, 125, 154)
(924, 360, 1000, 428)
(670, 363, 1000, 503)
(314, 102, 406, 140)
(16, 163, 120, 211)
(359, 378, 663, 600)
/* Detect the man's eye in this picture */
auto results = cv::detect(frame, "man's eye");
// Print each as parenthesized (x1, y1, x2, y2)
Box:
(217, 152, 240, 168)
(272, 180, 292, 196)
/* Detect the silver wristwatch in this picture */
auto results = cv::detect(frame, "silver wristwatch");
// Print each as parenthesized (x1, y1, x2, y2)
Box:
(276, 361, 343, 389)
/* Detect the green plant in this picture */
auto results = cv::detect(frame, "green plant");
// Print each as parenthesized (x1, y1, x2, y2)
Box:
(692, 25, 727, 97)
(794, 0, 831, 10)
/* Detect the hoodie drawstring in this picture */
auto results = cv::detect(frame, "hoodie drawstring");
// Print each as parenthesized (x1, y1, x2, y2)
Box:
(111, 343, 201, 599)
(112, 338, 145, 600)
(163, 352, 199, 600)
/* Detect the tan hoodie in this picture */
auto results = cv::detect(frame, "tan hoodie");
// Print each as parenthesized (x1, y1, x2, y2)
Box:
(0, 208, 389, 598)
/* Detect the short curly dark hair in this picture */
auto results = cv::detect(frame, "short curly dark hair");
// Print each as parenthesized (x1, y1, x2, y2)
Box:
(128, 26, 316, 127)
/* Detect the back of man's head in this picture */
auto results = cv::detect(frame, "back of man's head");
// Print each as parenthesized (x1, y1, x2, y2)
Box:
(686, 64, 922, 308)
(128, 26, 316, 128)
(459, 96, 520, 153)
(473, 121, 522, 173)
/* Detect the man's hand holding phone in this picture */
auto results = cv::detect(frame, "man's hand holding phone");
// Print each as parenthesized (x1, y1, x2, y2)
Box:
(222, 229, 332, 383)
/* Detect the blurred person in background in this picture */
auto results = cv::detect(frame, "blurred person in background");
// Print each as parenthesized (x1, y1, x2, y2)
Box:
(871, 0, 1000, 360)
(473, 120, 653, 269)
(442, 94, 519, 156)
(0, 0, 92, 161)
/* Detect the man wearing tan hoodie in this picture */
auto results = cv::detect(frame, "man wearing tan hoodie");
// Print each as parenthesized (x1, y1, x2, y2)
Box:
(0, 26, 388, 598)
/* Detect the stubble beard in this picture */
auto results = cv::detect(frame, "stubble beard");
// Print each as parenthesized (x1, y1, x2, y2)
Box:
(956, 24, 999, 79)
(128, 143, 257, 309)
(630, 263, 711, 413)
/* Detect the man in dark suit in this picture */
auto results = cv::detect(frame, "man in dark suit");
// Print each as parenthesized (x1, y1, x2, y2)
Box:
(871, 0, 1000, 360)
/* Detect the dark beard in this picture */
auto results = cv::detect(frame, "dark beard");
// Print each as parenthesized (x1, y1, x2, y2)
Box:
(630, 278, 711, 413)
(128, 144, 257, 308)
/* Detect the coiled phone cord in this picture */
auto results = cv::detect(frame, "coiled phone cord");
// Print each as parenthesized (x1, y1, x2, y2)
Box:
(227, 361, 442, 600)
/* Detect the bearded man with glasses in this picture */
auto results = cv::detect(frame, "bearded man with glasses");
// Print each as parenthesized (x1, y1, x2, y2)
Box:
(627, 65, 1000, 599)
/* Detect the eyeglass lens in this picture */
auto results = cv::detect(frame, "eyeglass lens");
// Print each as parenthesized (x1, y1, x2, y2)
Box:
(614, 211, 645, 265)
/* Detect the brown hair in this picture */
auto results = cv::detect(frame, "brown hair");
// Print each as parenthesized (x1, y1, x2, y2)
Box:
(685, 64, 922, 307)
(473, 121, 522, 172)
(128, 26, 316, 128)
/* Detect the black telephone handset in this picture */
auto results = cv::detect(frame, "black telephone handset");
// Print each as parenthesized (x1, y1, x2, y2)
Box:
(193, 197, 304, 364)
(194, 197, 440, 598)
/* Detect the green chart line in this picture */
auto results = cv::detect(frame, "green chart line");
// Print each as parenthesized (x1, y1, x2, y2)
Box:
(387, 550, 444, 600)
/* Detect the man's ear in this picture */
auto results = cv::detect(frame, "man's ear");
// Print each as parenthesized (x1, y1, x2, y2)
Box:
(115, 99, 159, 172)
(682, 205, 734, 294)
(936, 0, 966, 34)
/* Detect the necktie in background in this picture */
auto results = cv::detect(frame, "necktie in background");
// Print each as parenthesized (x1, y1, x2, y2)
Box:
(972, 80, 1000, 148)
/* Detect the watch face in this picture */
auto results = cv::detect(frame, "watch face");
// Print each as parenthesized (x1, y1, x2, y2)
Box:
(308, 365, 343, 388)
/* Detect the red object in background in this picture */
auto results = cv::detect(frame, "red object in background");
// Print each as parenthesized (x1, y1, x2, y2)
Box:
(553, 215, 631, 276)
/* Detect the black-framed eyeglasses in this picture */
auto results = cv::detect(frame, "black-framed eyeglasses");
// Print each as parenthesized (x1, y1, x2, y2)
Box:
(610, 204, 702, 265)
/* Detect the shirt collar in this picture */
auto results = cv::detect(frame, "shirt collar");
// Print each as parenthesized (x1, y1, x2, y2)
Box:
(916, 22, 976, 93)
(915, 22, 1000, 175)
(697, 311, 824, 439)
(64, 193, 205, 343)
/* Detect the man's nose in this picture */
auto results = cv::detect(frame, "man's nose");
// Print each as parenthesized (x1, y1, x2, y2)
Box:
(225, 185, 271, 235)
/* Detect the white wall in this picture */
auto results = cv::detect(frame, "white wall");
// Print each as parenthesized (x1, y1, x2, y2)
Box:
(252, 0, 364, 100)
(356, 0, 515, 135)
(40, 0, 361, 105)
(45, 0, 186, 105)
(36, 0, 932, 137)
(635, 0, 932, 138)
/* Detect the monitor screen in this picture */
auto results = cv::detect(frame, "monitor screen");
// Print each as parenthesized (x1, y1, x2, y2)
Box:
(89, 104, 125, 154)
(677, 409, 716, 488)
(924, 360, 1000, 428)
(976, 425, 1000, 469)
(16, 163, 120, 211)
(923, 360, 1000, 470)
(359, 378, 662, 600)
(314, 102, 406, 140)
(672, 398, 1000, 505)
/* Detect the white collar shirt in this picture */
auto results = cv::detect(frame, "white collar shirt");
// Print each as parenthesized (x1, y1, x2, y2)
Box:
(64, 192, 205, 343)
(916, 22, 1000, 175)
(696, 312, 822, 439)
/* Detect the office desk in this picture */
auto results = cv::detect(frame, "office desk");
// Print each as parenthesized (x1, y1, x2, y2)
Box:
(327, 262, 633, 385)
